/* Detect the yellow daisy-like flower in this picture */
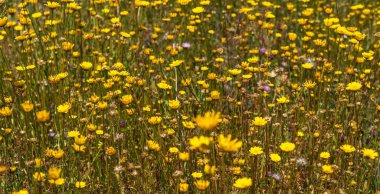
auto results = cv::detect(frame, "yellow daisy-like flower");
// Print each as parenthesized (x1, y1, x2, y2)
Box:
(252, 117, 267, 126)
(13, 189, 29, 194)
(178, 152, 190, 161)
(270, 153, 281, 162)
(33, 172, 46, 181)
(52, 149, 64, 159)
(346, 81, 362, 91)
(320, 152, 330, 159)
(361, 148, 378, 159)
(204, 164, 216, 175)
(67, 130, 80, 137)
(75, 181, 86, 188)
(228, 69, 242, 75)
(169, 60, 184, 67)
(57, 103, 71, 113)
(191, 172, 203, 178)
(194, 180, 209, 190)
(62, 42, 74, 51)
(148, 116, 162, 125)
(192, 7, 205, 14)
(179, 182, 189, 192)
(74, 135, 87, 145)
(121, 94, 133, 105)
(279, 142, 296, 152)
(45, 1, 61, 9)
(233, 177, 252, 189)
(189, 136, 213, 153)
(304, 80, 316, 89)
(217, 134, 242, 152)
(322, 165, 334, 174)
(301, 62, 314, 69)
(0, 106, 12, 117)
(249, 146, 263, 155)
(120, 32, 131, 38)
(147, 140, 161, 151)
(36, 110, 50, 122)
(168, 100, 180, 109)
(157, 81, 172, 90)
(35, 158, 43, 168)
(79, 61, 93, 70)
(0, 17, 7, 27)
(195, 111, 221, 130)
(49, 178, 65, 186)
(340, 144, 356, 153)
(210, 91, 220, 99)
(177, 0, 191, 6)
(106, 146, 116, 156)
(182, 121, 195, 129)
(48, 167, 61, 180)
(276, 96, 290, 104)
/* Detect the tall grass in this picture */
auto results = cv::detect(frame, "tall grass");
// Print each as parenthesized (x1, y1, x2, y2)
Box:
(0, 0, 379, 193)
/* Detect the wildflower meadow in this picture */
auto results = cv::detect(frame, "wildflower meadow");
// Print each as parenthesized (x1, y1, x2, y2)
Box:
(0, 0, 379, 193)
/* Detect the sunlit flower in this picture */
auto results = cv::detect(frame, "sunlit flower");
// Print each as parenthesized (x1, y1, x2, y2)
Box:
(276, 96, 290, 104)
(62, 42, 74, 51)
(68, 130, 80, 137)
(74, 135, 87, 145)
(252, 117, 267, 126)
(80, 61, 93, 70)
(35, 158, 43, 168)
(340, 144, 356, 153)
(21, 101, 34, 112)
(361, 148, 378, 159)
(233, 177, 252, 189)
(121, 95, 133, 105)
(157, 81, 172, 90)
(279, 142, 296, 152)
(194, 180, 209, 190)
(210, 91, 220, 99)
(192, 172, 203, 178)
(48, 167, 62, 180)
(45, 1, 61, 9)
(302, 63, 314, 69)
(52, 149, 64, 159)
(169, 60, 184, 67)
(36, 110, 50, 122)
(304, 80, 316, 89)
(57, 103, 71, 113)
(106, 147, 117, 156)
(192, 7, 205, 14)
(204, 164, 216, 175)
(148, 116, 162, 125)
(73, 144, 86, 152)
(168, 100, 180, 109)
(249, 146, 263, 155)
(0, 17, 7, 27)
(0, 106, 12, 117)
(147, 140, 161, 151)
(270, 153, 281, 162)
(182, 121, 195, 129)
(322, 165, 334, 174)
(320, 152, 330, 159)
(346, 82, 362, 91)
(195, 111, 221, 130)
(179, 152, 190, 161)
(218, 134, 242, 152)
(33, 172, 46, 181)
(75, 181, 86, 188)
(228, 69, 242, 75)
(189, 136, 213, 153)
(179, 183, 189, 192)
